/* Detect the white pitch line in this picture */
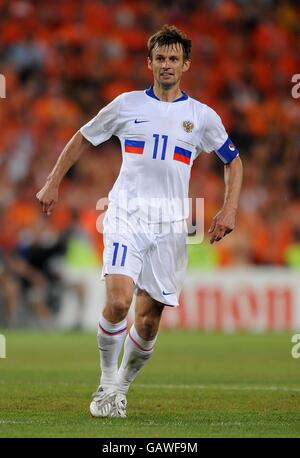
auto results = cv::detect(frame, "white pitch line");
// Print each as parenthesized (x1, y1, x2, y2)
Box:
(0, 420, 37, 424)
(1, 381, 299, 392)
(135, 383, 300, 392)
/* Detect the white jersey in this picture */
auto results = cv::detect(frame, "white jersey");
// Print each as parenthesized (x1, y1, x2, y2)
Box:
(80, 88, 239, 222)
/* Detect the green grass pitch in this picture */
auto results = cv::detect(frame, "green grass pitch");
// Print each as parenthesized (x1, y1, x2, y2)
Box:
(0, 330, 299, 438)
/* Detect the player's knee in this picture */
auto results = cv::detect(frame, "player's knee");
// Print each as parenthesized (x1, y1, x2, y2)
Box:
(107, 293, 132, 318)
(139, 315, 159, 340)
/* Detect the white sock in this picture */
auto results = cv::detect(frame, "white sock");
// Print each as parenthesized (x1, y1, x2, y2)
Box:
(117, 324, 157, 395)
(97, 315, 127, 390)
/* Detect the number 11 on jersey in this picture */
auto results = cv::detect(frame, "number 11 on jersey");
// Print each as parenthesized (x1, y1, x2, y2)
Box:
(152, 134, 168, 160)
(112, 242, 128, 267)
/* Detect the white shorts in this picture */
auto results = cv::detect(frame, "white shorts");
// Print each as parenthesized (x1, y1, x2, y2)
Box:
(101, 206, 188, 306)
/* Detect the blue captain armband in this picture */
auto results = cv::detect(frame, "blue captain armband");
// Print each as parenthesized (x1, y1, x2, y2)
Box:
(215, 137, 239, 164)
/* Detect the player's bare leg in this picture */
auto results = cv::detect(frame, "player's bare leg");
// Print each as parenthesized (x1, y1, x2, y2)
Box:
(90, 274, 134, 417)
(112, 289, 164, 417)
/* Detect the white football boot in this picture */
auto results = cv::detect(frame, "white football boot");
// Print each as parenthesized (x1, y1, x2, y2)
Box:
(89, 386, 116, 417)
(110, 393, 127, 418)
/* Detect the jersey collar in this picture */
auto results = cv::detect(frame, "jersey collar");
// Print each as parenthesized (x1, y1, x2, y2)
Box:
(145, 86, 188, 102)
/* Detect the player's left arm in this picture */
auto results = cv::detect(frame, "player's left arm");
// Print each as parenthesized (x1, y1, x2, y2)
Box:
(208, 155, 243, 244)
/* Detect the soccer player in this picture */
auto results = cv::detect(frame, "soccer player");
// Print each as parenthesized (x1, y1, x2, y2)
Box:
(36, 25, 243, 418)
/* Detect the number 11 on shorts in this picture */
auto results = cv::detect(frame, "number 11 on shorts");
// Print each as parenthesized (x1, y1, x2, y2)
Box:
(112, 242, 128, 267)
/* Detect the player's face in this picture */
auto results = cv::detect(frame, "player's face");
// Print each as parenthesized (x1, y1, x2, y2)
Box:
(148, 43, 190, 89)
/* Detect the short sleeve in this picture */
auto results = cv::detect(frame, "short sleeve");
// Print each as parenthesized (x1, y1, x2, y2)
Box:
(201, 106, 239, 164)
(80, 94, 123, 146)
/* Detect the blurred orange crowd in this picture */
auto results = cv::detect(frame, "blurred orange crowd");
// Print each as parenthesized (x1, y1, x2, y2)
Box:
(1, 0, 300, 269)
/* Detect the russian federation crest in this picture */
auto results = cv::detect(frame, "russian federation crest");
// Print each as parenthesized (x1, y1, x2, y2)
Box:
(182, 120, 194, 133)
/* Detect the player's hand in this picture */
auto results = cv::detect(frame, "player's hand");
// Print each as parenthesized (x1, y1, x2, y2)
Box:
(208, 206, 237, 244)
(36, 183, 59, 216)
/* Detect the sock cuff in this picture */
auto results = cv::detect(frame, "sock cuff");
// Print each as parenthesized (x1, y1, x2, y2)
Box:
(98, 315, 127, 336)
(129, 324, 157, 352)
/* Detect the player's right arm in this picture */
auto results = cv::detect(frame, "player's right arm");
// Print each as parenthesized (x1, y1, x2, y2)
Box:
(36, 94, 123, 215)
(36, 131, 90, 216)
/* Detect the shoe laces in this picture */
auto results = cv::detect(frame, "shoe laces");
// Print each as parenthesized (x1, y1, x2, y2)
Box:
(115, 394, 127, 409)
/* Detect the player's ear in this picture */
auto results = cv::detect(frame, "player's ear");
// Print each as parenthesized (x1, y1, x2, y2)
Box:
(183, 59, 191, 73)
(147, 57, 153, 71)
